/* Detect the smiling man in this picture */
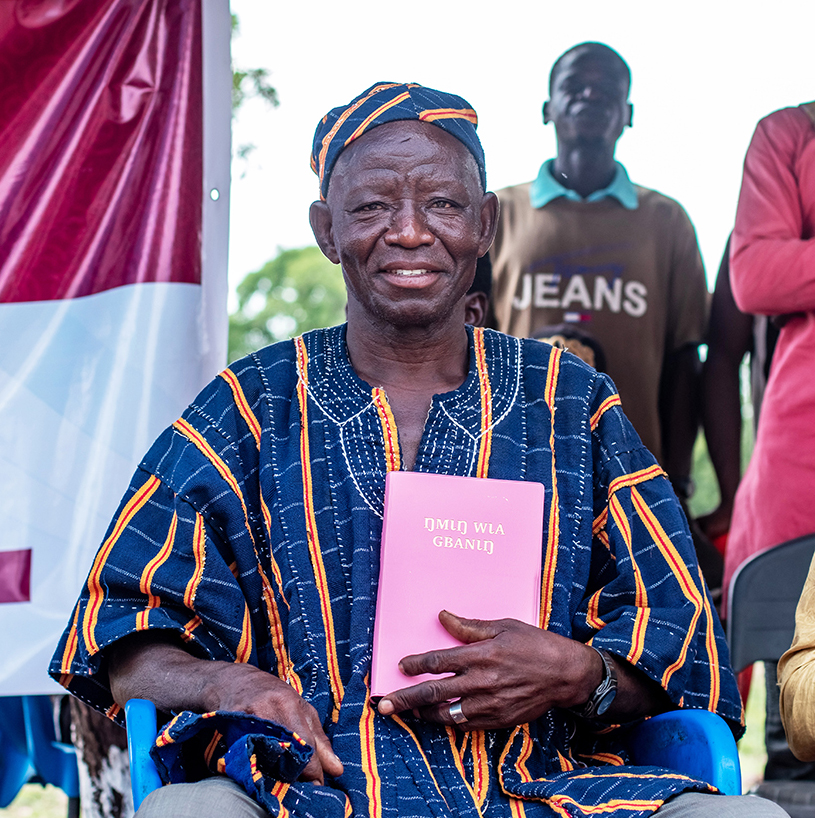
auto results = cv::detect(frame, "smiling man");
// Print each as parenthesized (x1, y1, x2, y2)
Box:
(490, 44, 708, 518)
(51, 83, 779, 818)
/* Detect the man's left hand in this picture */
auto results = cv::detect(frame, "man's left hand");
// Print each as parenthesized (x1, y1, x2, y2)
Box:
(376, 611, 600, 730)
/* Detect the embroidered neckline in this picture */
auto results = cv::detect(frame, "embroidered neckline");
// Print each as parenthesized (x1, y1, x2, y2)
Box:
(294, 325, 523, 517)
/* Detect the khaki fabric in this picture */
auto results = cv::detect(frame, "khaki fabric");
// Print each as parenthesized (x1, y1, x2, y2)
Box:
(491, 184, 709, 463)
(779, 551, 815, 761)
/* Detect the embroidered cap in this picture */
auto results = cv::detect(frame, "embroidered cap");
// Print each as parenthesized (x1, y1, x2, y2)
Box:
(311, 82, 486, 200)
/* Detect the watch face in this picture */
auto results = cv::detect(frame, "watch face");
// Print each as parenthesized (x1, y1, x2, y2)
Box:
(595, 687, 617, 717)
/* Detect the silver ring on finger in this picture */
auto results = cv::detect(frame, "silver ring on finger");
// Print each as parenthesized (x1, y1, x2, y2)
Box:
(448, 701, 468, 725)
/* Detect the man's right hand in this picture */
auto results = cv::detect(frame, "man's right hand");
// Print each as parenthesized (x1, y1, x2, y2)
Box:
(108, 632, 343, 784)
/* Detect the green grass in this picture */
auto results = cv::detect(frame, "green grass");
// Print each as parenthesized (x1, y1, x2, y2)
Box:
(740, 663, 769, 792)
(0, 785, 68, 818)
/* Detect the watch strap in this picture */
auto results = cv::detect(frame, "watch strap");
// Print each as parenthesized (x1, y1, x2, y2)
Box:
(573, 646, 618, 719)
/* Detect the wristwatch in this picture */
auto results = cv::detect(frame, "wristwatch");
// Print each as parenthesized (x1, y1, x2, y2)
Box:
(574, 646, 618, 719)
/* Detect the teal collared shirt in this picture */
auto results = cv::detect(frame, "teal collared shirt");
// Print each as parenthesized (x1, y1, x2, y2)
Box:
(529, 159, 639, 210)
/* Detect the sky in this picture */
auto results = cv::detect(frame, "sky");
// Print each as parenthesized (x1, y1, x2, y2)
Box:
(227, 0, 814, 299)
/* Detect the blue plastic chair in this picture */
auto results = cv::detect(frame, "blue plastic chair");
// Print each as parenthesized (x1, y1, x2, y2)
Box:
(126, 699, 163, 810)
(626, 709, 741, 795)
(22, 697, 81, 799)
(0, 695, 80, 811)
(126, 699, 741, 809)
(0, 697, 34, 808)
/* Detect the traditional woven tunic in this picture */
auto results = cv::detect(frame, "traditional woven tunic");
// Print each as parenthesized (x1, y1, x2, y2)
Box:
(51, 325, 741, 818)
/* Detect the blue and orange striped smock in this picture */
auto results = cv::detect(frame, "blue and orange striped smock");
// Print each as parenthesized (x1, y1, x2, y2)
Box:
(50, 325, 742, 818)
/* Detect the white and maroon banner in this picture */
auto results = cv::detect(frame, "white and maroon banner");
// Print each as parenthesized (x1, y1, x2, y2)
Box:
(0, 0, 230, 694)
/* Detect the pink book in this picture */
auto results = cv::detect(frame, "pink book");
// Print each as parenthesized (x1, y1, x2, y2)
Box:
(371, 471, 545, 697)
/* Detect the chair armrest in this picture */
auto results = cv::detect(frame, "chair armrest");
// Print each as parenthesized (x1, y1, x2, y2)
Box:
(0, 697, 33, 808)
(22, 696, 80, 799)
(125, 699, 163, 810)
(626, 709, 741, 796)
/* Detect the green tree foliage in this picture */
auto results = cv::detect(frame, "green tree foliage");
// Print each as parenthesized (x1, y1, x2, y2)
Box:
(231, 13, 278, 166)
(231, 14, 278, 114)
(232, 66, 279, 112)
(228, 246, 347, 362)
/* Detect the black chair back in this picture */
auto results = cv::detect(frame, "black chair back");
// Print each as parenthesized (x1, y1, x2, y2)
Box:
(727, 533, 815, 673)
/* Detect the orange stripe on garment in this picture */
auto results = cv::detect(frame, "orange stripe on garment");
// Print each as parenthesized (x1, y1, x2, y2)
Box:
(471, 731, 490, 808)
(172, 419, 251, 530)
(105, 703, 121, 720)
(546, 795, 664, 816)
(515, 725, 535, 782)
(497, 726, 523, 788)
(259, 492, 290, 609)
(497, 726, 534, 816)
(83, 475, 161, 654)
(235, 602, 253, 663)
(628, 607, 650, 666)
(219, 368, 262, 448)
(540, 346, 563, 629)
(249, 753, 263, 783)
(204, 730, 222, 767)
(608, 492, 650, 665)
(316, 83, 402, 192)
(474, 327, 493, 478)
(592, 508, 613, 554)
(271, 782, 291, 818)
(581, 752, 625, 766)
(608, 465, 666, 498)
(586, 588, 605, 630)
(609, 494, 648, 608)
(172, 419, 262, 562)
(556, 749, 574, 772)
(698, 564, 721, 711)
(345, 91, 412, 144)
(136, 512, 178, 631)
(343, 794, 353, 818)
(535, 769, 694, 785)
(509, 797, 528, 818)
(445, 727, 484, 815)
(256, 486, 297, 683)
(181, 615, 202, 642)
(566, 771, 694, 782)
(155, 713, 183, 748)
(372, 388, 402, 472)
(630, 486, 703, 689)
(295, 337, 345, 715)
(391, 715, 449, 807)
(360, 695, 383, 818)
(183, 513, 206, 609)
(590, 395, 622, 430)
(59, 603, 81, 674)
(419, 107, 478, 124)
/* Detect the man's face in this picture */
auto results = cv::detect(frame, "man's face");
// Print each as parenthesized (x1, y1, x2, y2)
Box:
(310, 121, 497, 332)
(544, 48, 632, 148)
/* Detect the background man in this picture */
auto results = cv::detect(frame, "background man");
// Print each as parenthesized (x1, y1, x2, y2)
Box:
(490, 43, 707, 507)
(727, 101, 815, 604)
(737, 102, 815, 804)
(51, 83, 773, 818)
